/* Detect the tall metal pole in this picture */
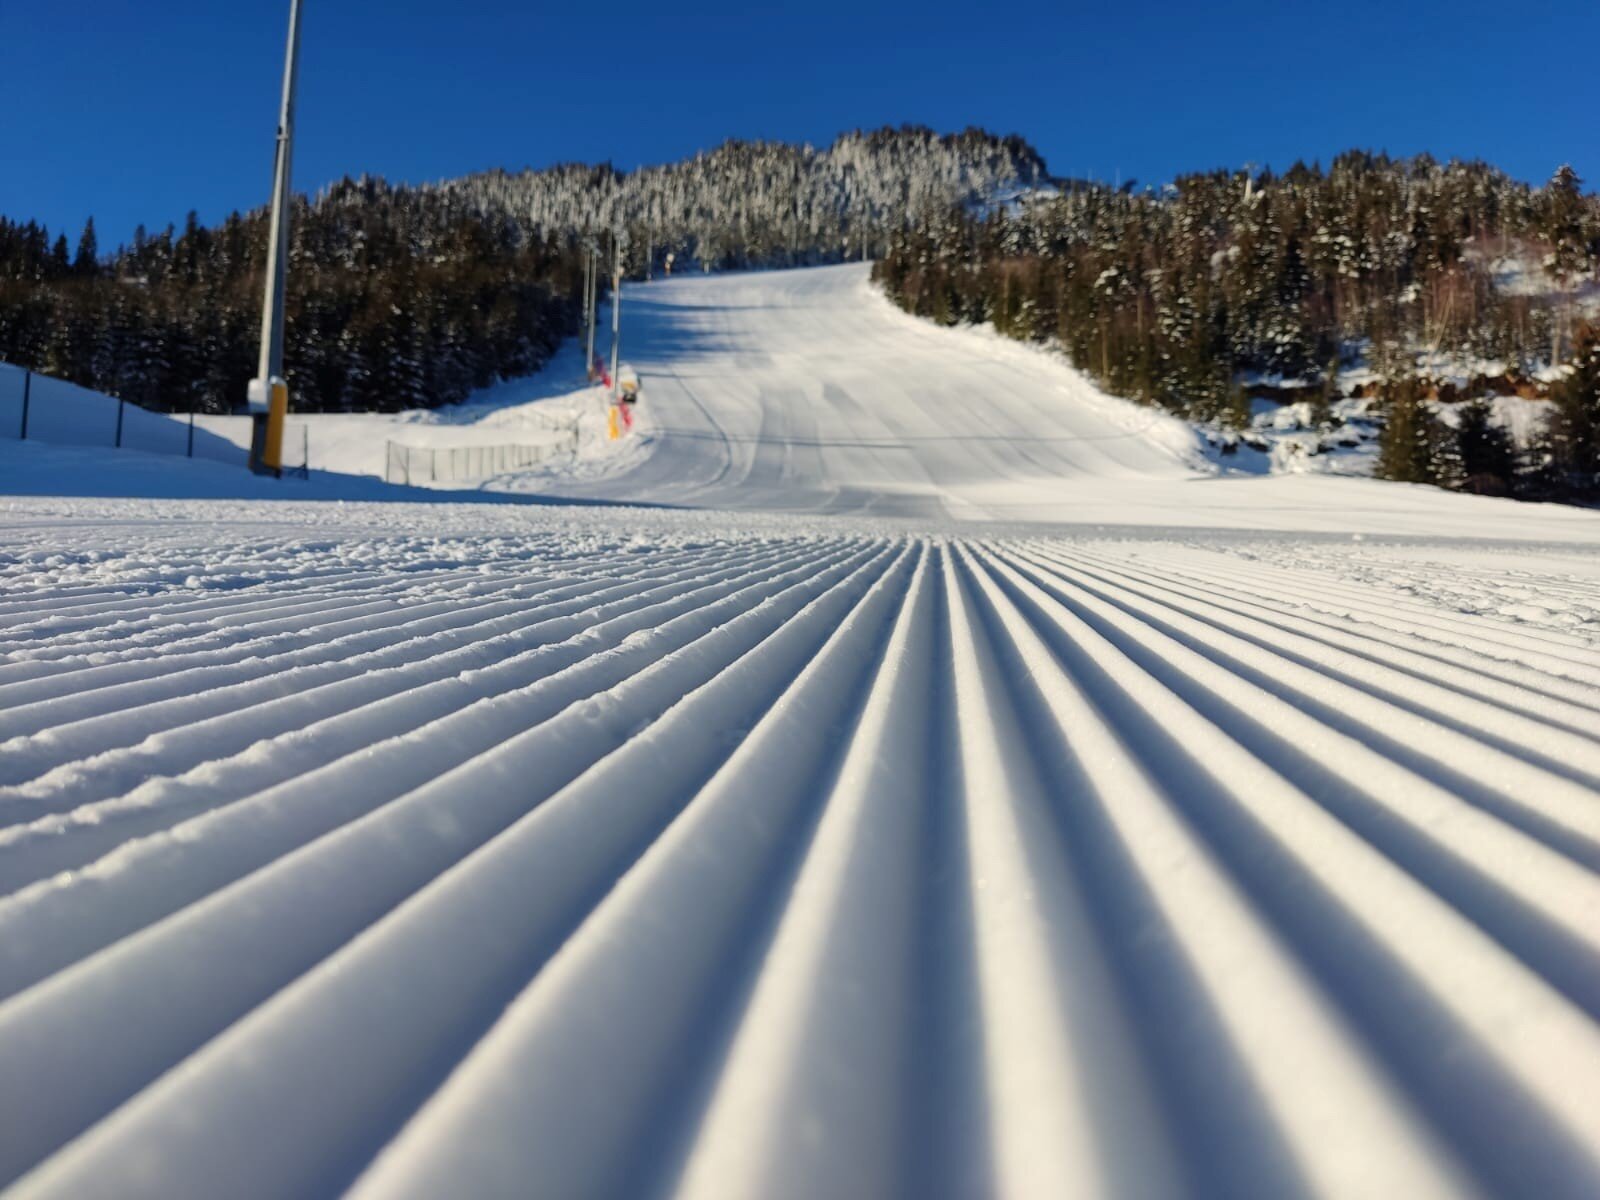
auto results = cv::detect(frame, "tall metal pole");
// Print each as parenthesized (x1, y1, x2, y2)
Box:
(260, 0, 302, 387)
(609, 235, 622, 402)
(580, 245, 591, 378)
(249, 0, 304, 475)
(585, 241, 599, 379)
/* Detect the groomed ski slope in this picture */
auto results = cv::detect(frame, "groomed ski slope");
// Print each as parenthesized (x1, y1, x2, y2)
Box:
(509, 264, 1598, 539)
(1, 265, 1599, 1199)
(506, 264, 1200, 517)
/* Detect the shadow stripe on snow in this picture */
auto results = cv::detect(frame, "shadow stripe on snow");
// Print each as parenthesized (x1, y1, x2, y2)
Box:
(1066, 544, 1600, 719)
(0, 542, 839, 893)
(979, 543, 1600, 1198)
(993, 544, 1600, 1027)
(0, 543, 736, 722)
(668, 547, 941, 1199)
(1128, 547, 1600, 670)
(952, 544, 1460, 1199)
(0, 540, 879, 1003)
(331, 545, 922, 1200)
(1013, 542, 1600, 868)
(0, 534, 742, 664)
(1053, 544, 1600, 760)
(0, 551, 713, 680)
(0, 541, 899, 1189)
(0, 538, 803, 804)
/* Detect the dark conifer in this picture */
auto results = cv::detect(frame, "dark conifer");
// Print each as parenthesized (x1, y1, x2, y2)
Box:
(1449, 401, 1518, 495)
(1376, 379, 1444, 484)
(74, 218, 98, 278)
(1550, 324, 1600, 494)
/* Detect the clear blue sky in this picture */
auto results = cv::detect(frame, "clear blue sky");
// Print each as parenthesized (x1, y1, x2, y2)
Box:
(6, 0, 1595, 248)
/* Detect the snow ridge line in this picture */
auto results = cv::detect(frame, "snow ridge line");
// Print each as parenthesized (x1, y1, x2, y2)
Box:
(1010, 542, 1600, 859)
(0, 540, 883, 1004)
(1075, 546, 1600, 709)
(0, 542, 849, 892)
(0, 558, 474, 631)
(0, 542, 902, 1185)
(0, 550, 687, 679)
(0, 538, 784, 724)
(1042, 545, 1600, 771)
(0, 537, 809, 801)
(1156, 547, 1600, 666)
(0, 527, 1597, 1198)
(993, 545, 1600, 1017)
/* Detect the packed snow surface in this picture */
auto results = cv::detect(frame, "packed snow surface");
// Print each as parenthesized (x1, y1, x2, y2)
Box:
(2, 264, 1599, 1199)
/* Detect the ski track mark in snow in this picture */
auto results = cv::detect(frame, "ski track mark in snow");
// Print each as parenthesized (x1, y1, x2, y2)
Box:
(0, 503, 1597, 1199)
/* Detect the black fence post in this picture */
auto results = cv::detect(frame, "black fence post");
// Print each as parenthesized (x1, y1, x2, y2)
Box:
(114, 397, 125, 448)
(19, 370, 30, 439)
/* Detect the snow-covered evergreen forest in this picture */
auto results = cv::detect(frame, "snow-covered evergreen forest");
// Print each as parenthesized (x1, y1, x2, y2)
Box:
(3, 129, 1596, 499)
(433, 127, 1049, 268)
(0, 190, 583, 415)
(0, 127, 1046, 414)
(873, 154, 1600, 498)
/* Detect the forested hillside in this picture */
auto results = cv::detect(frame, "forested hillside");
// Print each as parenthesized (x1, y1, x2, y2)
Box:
(436, 127, 1050, 269)
(0, 190, 583, 415)
(0, 127, 1046, 414)
(873, 154, 1600, 497)
(5, 129, 1597, 498)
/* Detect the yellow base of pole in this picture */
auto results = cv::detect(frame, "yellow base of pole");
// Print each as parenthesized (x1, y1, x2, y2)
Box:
(263, 380, 288, 470)
(248, 379, 290, 476)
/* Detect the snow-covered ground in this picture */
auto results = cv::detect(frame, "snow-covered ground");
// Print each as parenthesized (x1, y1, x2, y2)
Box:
(192, 343, 630, 486)
(1, 346, 624, 491)
(2, 264, 1599, 1198)
(490, 265, 1207, 516)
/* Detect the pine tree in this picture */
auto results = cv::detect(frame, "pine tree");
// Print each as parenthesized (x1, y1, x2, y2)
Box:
(1376, 379, 1443, 484)
(1310, 356, 1339, 429)
(74, 218, 98, 278)
(1542, 165, 1590, 365)
(1542, 166, 1588, 280)
(1550, 324, 1600, 494)
(1449, 400, 1518, 495)
(1218, 382, 1252, 430)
